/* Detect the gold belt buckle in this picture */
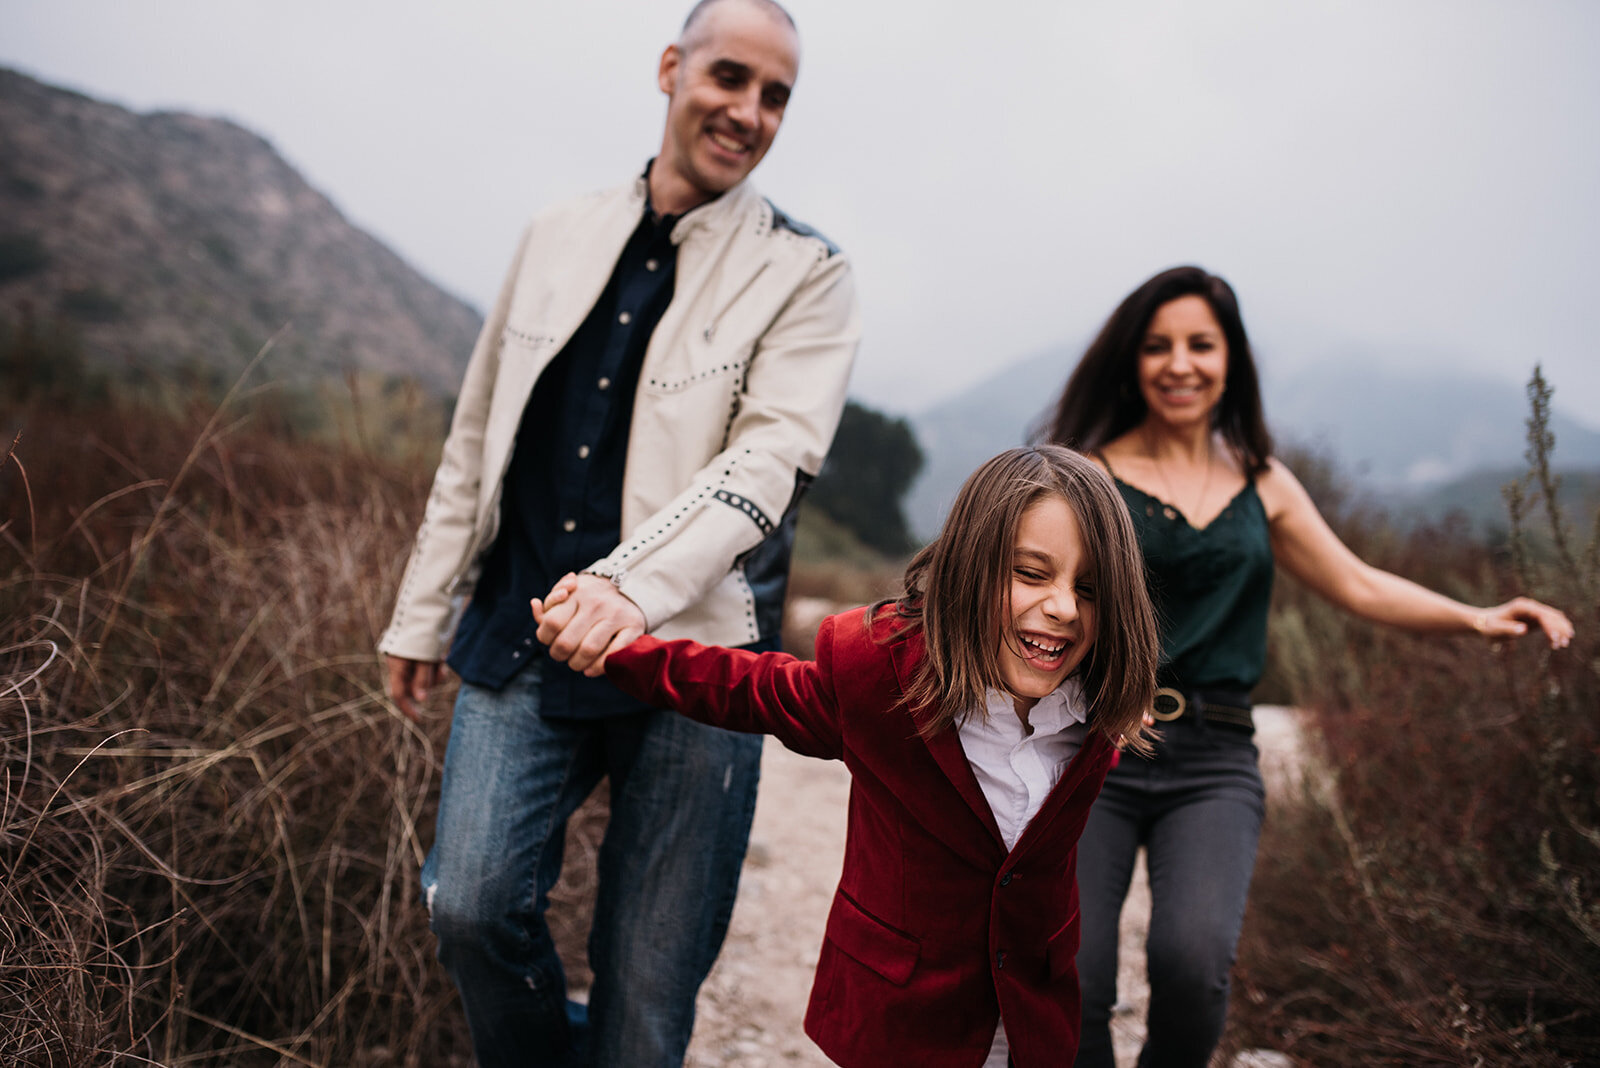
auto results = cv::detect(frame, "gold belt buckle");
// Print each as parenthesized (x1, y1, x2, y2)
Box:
(1151, 687, 1187, 722)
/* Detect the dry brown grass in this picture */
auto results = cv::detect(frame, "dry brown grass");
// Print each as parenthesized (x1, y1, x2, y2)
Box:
(0, 377, 479, 1066)
(3, 377, 918, 1064)
(1226, 371, 1600, 1066)
(0, 366, 822, 1065)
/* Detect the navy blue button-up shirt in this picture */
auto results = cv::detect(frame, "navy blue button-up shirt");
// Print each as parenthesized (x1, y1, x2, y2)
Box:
(448, 191, 684, 718)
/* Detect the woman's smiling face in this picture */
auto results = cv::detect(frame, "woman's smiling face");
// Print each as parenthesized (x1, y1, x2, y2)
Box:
(1137, 295, 1230, 431)
(998, 494, 1097, 718)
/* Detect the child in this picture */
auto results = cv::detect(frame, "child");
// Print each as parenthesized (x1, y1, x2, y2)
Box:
(535, 445, 1159, 1068)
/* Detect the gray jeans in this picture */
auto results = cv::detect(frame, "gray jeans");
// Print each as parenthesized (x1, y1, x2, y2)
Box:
(1072, 717, 1266, 1068)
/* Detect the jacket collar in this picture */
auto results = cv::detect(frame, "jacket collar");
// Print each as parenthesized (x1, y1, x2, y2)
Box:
(630, 163, 764, 246)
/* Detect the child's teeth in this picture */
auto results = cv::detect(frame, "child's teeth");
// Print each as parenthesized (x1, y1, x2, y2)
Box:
(1023, 635, 1064, 654)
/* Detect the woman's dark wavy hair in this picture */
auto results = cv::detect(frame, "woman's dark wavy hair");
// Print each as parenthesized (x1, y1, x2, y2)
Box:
(1033, 266, 1274, 473)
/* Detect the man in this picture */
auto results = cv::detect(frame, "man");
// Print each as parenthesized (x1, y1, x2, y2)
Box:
(378, 1, 859, 1064)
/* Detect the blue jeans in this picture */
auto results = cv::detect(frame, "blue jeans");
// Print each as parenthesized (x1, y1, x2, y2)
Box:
(1072, 717, 1265, 1068)
(422, 663, 763, 1068)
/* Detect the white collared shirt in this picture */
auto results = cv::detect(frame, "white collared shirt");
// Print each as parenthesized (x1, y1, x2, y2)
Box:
(958, 681, 1090, 850)
(956, 679, 1090, 1067)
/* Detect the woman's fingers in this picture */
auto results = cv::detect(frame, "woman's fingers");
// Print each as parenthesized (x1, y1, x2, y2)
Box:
(1485, 597, 1575, 650)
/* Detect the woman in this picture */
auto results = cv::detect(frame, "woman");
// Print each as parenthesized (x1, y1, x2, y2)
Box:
(1038, 265, 1574, 1067)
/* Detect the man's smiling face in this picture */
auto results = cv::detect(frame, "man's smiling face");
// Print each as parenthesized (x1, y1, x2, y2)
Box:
(654, 0, 799, 214)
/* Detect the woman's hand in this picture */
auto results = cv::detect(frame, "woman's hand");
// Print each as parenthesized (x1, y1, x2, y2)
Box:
(1262, 461, 1577, 652)
(1474, 596, 1575, 650)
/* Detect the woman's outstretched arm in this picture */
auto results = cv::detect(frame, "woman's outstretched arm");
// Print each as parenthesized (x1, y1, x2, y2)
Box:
(1258, 458, 1574, 649)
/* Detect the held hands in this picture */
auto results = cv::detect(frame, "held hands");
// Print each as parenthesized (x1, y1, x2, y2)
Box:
(1473, 596, 1575, 650)
(531, 572, 647, 677)
(386, 655, 445, 722)
(383, 570, 643, 715)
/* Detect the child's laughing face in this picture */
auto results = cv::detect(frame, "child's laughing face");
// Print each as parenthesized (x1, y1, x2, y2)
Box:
(998, 495, 1097, 719)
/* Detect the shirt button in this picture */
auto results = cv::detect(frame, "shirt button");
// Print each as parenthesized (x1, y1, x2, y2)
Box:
(562, 519, 576, 533)
(645, 258, 659, 272)
(598, 377, 611, 391)
(577, 444, 590, 459)
(618, 311, 632, 325)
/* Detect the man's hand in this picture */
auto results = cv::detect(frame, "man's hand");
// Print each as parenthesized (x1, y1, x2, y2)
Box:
(386, 655, 444, 721)
(532, 572, 647, 677)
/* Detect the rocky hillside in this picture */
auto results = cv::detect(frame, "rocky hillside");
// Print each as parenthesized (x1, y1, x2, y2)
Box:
(0, 67, 481, 395)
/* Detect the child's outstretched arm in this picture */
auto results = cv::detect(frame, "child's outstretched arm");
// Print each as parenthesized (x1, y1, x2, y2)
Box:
(604, 632, 844, 761)
(535, 575, 844, 760)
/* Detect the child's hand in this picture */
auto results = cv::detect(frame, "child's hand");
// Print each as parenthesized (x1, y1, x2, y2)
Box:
(531, 572, 581, 622)
(1114, 709, 1157, 752)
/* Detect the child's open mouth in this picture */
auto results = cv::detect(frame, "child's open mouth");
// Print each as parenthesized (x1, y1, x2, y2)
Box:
(1019, 631, 1069, 668)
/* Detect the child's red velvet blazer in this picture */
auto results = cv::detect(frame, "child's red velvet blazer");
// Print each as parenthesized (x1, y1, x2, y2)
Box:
(606, 604, 1116, 1068)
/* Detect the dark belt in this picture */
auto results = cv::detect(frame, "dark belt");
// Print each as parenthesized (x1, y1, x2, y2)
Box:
(1152, 687, 1254, 731)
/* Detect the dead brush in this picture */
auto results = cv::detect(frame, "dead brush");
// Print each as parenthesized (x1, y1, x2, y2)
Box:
(1227, 366, 1600, 1066)
(0, 370, 606, 1066)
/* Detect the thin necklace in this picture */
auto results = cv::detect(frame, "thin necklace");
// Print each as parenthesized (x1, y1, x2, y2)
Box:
(1146, 427, 1214, 523)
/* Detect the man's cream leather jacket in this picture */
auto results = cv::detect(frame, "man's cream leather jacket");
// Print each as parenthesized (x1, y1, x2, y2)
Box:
(379, 175, 861, 663)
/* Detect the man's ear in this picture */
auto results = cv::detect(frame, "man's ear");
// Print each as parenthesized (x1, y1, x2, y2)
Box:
(658, 44, 682, 96)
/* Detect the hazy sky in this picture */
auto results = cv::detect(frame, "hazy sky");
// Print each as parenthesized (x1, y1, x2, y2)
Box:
(3, 0, 1597, 420)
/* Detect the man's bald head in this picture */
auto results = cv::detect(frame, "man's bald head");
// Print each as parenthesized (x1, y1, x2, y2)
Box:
(680, 0, 796, 56)
(651, 0, 799, 214)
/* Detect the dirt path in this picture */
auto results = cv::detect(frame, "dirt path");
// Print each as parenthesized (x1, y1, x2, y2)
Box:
(685, 706, 1309, 1067)
(685, 739, 846, 1067)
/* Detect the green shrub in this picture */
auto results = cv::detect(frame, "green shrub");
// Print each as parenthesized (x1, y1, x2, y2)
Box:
(0, 309, 106, 408)
(0, 232, 49, 281)
(59, 284, 125, 322)
(200, 232, 239, 271)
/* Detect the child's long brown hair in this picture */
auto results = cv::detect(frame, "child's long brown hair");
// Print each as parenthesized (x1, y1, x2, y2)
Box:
(891, 445, 1157, 750)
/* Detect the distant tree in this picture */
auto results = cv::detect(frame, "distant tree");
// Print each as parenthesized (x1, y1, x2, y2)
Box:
(0, 307, 104, 409)
(59, 284, 125, 323)
(0, 233, 49, 281)
(808, 400, 924, 556)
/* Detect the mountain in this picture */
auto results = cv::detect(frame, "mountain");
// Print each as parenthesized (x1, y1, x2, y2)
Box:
(904, 344, 1076, 538)
(1268, 360, 1600, 486)
(905, 347, 1600, 538)
(0, 67, 481, 395)
(1377, 467, 1600, 537)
